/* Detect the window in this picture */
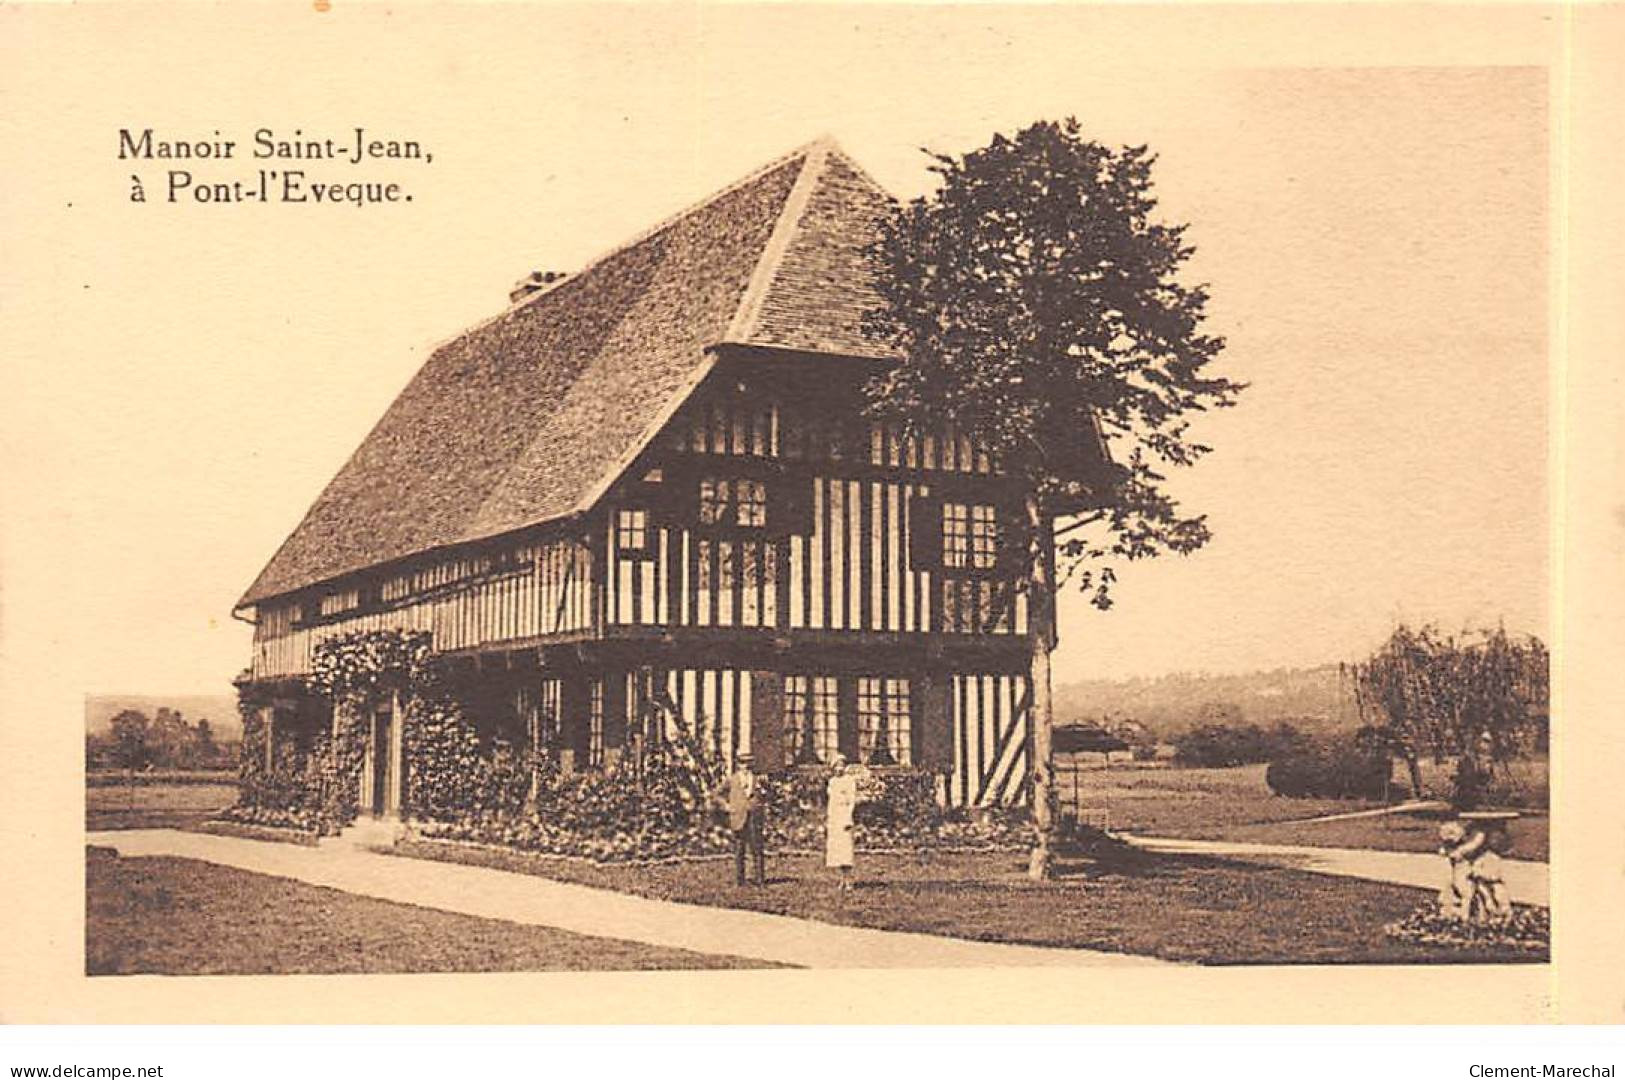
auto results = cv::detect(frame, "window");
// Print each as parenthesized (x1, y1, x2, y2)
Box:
(783, 675, 840, 766)
(857, 677, 911, 766)
(587, 681, 605, 769)
(616, 507, 651, 555)
(736, 479, 767, 527)
(943, 502, 998, 570)
(318, 588, 361, 617)
(699, 477, 768, 528)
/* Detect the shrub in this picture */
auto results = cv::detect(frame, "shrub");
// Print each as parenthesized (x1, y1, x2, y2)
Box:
(403, 696, 485, 819)
(1176, 723, 1299, 767)
(1265, 736, 1391, 799)
(413, 749, 1029, 864)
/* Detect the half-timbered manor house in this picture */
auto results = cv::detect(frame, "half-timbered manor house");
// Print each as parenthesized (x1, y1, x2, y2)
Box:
(237, 139, 1070, 819)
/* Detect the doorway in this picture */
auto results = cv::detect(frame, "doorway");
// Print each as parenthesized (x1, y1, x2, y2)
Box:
(369, 705, 393, 815)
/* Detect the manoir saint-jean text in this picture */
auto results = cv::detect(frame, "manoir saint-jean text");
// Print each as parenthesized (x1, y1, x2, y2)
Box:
(119, 127, 430, 205)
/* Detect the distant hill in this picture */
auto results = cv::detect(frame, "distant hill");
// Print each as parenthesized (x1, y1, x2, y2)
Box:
(1053, 664, 1362, 741)
(84, 694, 242, 737)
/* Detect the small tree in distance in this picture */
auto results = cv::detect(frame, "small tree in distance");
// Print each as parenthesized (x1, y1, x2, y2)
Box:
(109, 709, 151, 773)
(864, 119, 1244, 876)
(1347, 624, 1548, 807)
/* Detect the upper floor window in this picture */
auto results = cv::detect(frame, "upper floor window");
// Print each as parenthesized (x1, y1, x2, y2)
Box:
(616, 507, 652, 555)
(318, 587, 361, 618)
(699, 477, 767, 528)
(783, 675, 840, 766)
(587, 680, 605, 770)
(857, 677, 911, 766)
(943, 502, 998, 571)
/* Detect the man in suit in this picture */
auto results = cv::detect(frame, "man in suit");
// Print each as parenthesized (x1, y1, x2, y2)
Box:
(723, 754, 766, 887)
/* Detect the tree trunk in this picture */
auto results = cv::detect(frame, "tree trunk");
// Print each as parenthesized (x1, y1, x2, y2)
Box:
(1026, 493, 1057, 880)
(1405, 754, 1424, 803)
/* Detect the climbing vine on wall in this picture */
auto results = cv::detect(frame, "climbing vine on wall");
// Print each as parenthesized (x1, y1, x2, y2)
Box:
(309, 629, 437, 702)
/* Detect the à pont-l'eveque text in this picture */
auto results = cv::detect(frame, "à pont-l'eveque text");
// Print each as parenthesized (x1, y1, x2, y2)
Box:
(118, 127, 433, 206)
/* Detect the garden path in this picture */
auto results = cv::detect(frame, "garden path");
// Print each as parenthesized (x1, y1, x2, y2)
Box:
(86, 829, 1165, 969)
(1125, 835, 1549, 906)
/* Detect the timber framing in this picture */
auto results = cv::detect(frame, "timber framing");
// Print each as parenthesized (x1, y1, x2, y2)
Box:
(238, 139, 1112, 810)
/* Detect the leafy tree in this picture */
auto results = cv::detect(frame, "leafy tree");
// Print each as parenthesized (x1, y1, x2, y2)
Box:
(108, 709, 151, 772)
(865, 119, 1243, 875)
(1348, 624, 1548, 807)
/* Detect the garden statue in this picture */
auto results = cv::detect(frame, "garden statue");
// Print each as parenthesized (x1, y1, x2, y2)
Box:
(1437, 814, 1515, 921)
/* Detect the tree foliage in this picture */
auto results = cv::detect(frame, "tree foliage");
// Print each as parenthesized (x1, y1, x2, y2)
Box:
(863, 117, 1244, 606)
(108, 709, 151, 771)
(1347, 624, 1548, 805)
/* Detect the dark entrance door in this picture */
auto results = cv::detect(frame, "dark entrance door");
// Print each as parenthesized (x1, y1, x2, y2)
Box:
(370, 706, 392, 815)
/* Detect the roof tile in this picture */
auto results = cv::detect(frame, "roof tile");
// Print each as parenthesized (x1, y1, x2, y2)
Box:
(240, 142, 895, 607)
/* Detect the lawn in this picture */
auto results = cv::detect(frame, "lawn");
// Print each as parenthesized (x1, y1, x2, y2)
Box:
(1202, 809, 1550, 862)
(86, 780, 238, 831)
(85, 847, 765, 974)
(392, 839, 1545, 965)
(1075, 763, 1549, 861)
(1069, 763, 1385, 834)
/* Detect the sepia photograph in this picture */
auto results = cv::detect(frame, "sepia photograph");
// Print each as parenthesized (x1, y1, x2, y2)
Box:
(4, 0, 1623, 1038)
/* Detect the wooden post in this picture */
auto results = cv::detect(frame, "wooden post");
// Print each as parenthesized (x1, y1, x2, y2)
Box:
(388, 691, 404, 817)
(359, 704, 376, 817)
(261, 706, 276, 772)
(525, 676, 541, 810)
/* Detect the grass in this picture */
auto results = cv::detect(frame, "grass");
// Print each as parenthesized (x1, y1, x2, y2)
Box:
(86, 781, 238, 831)
(1073, 762, 1549, 861)
(1069, 763, 1385, 834)
(393, 838, 1545, 965)
(85, 847, 766, 974)
(1410, 756, 1549, 809)
(1205, 809, 1550, 862)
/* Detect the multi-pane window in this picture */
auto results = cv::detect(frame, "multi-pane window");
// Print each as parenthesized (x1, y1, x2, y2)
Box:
(736, 479, 767, 527)
(616, 507, 651, 554)
(943, 502, 998, 570)
(783, 675, 840, 766)
(699, 477, 768, 528)
(587, 681, 605, 769)
(857, 677, 912, 766)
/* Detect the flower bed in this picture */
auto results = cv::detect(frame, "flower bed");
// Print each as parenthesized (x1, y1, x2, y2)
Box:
(408, 765, 1032, 866)
(414, 811, 736, 864)
(208, 806, 322, 844)
(1383, 904, 1550, 954)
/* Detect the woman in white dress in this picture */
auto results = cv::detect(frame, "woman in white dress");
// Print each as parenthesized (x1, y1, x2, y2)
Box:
(825, 754, 859, 890)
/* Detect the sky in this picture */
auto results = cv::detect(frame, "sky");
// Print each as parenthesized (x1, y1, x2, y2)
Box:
(1, 4, 1555, 697)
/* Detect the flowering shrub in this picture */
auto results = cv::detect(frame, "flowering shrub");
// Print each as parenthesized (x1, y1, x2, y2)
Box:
(1384, 903, 1549, 953)
(231, 629, 425, 834)
(219, 803, 323, 834)
(309, 629, 436, 702)
(415, 743, 734, 861)
(402, 696, 483, 818)
(237, 635, 1033, 860)
(928, 806, 1033, 851)
(413, 745, 1031, 864)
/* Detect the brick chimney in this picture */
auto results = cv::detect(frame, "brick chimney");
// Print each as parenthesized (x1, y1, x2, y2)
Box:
(509, 269, 569, 304)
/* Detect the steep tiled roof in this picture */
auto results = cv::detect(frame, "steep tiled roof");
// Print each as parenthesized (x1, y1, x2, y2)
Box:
(728, 149, 898, 360)
(239, 139, 896, 608)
